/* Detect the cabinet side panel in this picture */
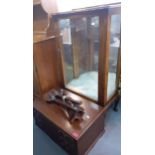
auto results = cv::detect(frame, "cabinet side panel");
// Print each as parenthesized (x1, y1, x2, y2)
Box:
(33, 38, 62, 95)
(33, 62, 42, 97)
(77, 112, 105, 155)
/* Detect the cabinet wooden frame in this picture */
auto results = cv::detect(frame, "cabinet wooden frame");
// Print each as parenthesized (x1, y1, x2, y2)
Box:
(98, 11, 110, 105)
(52, 3, 121, 106)
(33, 36, 65, 98)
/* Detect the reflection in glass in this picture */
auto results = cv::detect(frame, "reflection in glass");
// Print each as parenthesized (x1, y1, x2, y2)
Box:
(59, 19, 73, 82)
(107, 14, 121, 99)
(59, 17, 99, 100)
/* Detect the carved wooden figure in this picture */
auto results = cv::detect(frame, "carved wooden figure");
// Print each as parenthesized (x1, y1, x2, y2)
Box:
(44, 89, 85, 122)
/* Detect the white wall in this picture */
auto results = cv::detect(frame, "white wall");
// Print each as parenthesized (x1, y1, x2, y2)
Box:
(57, 0, 121, 12)
(41, 0, 121, 14)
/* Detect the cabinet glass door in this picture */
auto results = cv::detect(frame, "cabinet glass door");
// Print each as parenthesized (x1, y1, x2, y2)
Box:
(107, 14, 121, 100)
(59, 16, 99, 101)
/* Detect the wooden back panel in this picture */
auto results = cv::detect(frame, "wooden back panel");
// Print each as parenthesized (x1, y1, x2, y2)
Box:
(33, 37, 63, 97)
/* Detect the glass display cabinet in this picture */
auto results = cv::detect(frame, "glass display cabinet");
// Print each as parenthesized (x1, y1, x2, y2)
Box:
(52, 3, 121, 106)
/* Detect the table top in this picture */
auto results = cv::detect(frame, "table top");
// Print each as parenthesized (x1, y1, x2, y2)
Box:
(33, 90, 105, 140)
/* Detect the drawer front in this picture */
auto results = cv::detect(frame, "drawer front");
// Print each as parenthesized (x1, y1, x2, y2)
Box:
(34, 109, 78, 155)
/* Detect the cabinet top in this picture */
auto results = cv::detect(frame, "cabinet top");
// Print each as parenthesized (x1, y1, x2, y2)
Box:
(52, 2, 121, 20)
(33, 89, 106, 140)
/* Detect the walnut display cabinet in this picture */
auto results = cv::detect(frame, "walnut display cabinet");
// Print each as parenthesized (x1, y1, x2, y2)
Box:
(52, 3, 121, 107)
(33, 3, 121, 155)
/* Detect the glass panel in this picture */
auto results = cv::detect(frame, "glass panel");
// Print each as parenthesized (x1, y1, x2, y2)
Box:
(59, 16, 99, 101)
(107, 14, 121, 99)
(59, 19, 73, 82)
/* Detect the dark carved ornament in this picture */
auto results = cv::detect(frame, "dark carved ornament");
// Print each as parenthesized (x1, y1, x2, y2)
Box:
(43, 89, 85, 122)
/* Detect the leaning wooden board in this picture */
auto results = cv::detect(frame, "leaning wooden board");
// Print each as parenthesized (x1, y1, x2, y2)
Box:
(33, 90, 106, 155)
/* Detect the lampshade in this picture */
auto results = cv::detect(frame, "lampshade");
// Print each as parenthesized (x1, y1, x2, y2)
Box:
(41, 0, 58, 14)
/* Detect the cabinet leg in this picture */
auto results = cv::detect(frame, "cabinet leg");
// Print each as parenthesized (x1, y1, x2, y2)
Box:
(113, 97, 120, 112)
